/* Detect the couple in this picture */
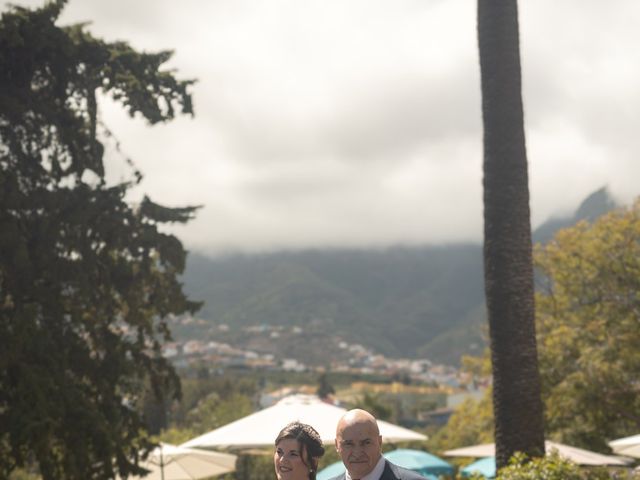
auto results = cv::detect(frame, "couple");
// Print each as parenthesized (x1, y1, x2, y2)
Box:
(274, 408, 425, 480)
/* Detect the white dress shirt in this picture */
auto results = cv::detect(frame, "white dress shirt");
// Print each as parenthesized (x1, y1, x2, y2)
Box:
(344, 456, 386, 480)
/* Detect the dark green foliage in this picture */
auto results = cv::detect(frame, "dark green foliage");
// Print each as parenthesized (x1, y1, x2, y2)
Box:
(182, 245, 487, 365)
(316, 372, 335, 399)
(535, 201, 640, 450)
(495, 453, 623, 480)
(353, 393, 393, 421)
(171, 375, 258, 430)
(429, 390, 494, 454)
(0, 2, 198, 478)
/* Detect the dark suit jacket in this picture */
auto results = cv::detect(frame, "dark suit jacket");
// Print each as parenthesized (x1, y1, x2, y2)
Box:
(327, 459, 428, 480)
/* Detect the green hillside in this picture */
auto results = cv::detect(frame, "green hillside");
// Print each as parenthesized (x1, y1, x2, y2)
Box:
(180, 187, 619, 366)
(182, 244, 486, 364)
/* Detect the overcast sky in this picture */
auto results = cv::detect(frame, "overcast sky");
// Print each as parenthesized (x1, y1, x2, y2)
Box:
(5, 1, 640, 255)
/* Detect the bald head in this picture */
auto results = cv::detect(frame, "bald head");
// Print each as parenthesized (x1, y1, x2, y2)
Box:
(336, 409, 380, 437)
(335, 409, 382, 479)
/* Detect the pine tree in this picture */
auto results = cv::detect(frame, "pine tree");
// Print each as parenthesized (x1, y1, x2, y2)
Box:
(0, 2, 200, 478)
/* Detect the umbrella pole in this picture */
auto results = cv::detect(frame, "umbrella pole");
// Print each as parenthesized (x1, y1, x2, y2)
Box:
(160, 445, 165, 480)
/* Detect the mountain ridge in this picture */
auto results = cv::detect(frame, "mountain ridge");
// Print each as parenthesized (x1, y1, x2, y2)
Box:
(180, 187, 621, 366)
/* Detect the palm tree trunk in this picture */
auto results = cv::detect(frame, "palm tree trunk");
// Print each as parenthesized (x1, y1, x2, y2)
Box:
(477, 0, 545, 468)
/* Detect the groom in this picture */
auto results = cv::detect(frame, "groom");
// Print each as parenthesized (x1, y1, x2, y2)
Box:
(328, 409, 426, 480)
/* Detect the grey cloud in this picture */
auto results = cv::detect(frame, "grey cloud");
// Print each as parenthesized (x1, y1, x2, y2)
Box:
(198, 64, 482, 172)
(321, 70, 481, 162)
(3, 0, 640, 255)
(238, 164, 358, 204)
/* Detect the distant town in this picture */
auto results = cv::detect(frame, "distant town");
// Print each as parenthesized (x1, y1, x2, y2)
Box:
(164, 316, 467, 383)
(158, 314, 490, 428)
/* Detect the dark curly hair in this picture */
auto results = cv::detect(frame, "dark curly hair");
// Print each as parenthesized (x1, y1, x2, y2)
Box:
(275, 422, 325, 480)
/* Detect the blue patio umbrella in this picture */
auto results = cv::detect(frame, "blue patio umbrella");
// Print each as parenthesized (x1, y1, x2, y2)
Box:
(383, 448, 455, 477)
(317, 460, 345, 480)
(461, 456, 496, 479)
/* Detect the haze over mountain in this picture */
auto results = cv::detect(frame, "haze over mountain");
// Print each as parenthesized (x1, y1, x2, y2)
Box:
(5, 1, 638, 255)
(182, 188, 621, 366)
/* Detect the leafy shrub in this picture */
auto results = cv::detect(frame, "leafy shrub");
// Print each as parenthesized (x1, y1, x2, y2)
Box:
(495, 452, 633, 480)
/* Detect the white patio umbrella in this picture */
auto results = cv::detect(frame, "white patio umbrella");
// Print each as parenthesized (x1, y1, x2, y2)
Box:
(443, 441, 631, 467)
(181, 394, 426, 450)
(122, 443, 237, 480)
(609, 434, 640, 458)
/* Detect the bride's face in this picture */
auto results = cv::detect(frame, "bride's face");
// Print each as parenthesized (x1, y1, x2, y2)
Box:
(274, 438, 309, 480)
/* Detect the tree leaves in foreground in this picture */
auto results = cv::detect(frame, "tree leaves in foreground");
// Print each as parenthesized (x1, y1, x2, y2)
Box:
(437, 201, 640, 455)
(0, 1, 199, 478)
(535, 200, 640, 451)
(494, 452, 623, 480)
(428, 389, 494, 454)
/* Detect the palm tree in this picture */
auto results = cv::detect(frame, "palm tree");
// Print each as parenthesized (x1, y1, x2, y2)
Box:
(476, 0, 545, 468)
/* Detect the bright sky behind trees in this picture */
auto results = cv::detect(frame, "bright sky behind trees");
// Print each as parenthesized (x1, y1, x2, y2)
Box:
(3, 0, 640, 255)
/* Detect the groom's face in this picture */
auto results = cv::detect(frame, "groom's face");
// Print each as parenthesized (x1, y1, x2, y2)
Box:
(335, 421, 382, 479)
